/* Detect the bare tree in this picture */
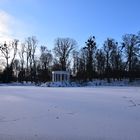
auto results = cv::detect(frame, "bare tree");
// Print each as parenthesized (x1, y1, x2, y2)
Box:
(122, 33, 140, 82)
(40, 46, 53, 70)
(31, 36, 38, 70)
(25, 37, 37, 68)
(103, 38, 117, 82)
(95, 49, 105, 79)
(0, 42, 11, 69)
(76, 48, 87, 81)
(25, 36, 38, 81)
(0, 39, 18, 82)
(72, 50, 79, 76)
(19, 43, 26, 71)
(10, 39, 19, 67)
(53, 38, 76, 71)
(0, 39, 18, 68)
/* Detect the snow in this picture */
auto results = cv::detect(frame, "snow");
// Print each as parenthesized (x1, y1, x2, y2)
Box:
(40, 79, 140, 87)
(0, 86, 140, 140)
(0, 79, 140, 87)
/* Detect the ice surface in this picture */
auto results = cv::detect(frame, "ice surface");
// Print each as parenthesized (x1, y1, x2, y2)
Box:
(0, 86, 140, 140)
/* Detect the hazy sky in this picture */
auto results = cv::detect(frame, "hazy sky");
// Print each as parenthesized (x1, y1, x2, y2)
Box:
(0, 0, 140, 49)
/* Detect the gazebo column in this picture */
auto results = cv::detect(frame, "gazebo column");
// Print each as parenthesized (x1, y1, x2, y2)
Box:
(52, 73, 54, 82)
(55, 74, 57, 82)
(57, 74, 59, 81)
(58, 74, 60, 81)
(63, 74, 65, 81)
(60, 74, 62, 81)
(54, 74, 55, 82)
(67, 74, 70, 81)
(64, 74, 66, 81)
(56, 74, 58, 82)
(57, 74, 59, 82)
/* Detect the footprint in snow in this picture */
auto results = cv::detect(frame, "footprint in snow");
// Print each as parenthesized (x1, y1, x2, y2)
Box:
(56, 116, 59, 119)
(128, 100, 137, 107)
(122, 96, 132, 99)
(67, 112, 75, 115)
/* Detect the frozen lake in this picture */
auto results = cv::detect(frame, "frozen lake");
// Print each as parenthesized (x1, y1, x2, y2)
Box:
(0, 86, 140, 140)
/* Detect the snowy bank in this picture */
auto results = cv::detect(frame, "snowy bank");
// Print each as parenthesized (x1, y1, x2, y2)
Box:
(40, 80, 140, 87)
(0, 79, 140, 87)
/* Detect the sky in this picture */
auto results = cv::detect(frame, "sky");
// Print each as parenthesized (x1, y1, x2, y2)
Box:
(0, 0, 140, 50)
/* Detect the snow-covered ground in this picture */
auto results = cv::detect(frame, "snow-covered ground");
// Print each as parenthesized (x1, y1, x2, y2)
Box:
(0, 86, 140, 140)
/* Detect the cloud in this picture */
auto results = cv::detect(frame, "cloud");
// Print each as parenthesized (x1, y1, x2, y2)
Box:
(0, 9, 42, 45)
(0, 10, 15, 42)
(0, 10, 30, 43)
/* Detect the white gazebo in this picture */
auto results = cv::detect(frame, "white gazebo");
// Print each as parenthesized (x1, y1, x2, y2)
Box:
(52, 71, 70, 82)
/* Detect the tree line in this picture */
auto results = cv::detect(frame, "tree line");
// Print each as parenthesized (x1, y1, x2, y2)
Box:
(0, 32, 140, 83)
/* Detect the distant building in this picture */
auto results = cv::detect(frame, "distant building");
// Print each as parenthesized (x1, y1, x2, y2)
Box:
(52, 71, 70, 82)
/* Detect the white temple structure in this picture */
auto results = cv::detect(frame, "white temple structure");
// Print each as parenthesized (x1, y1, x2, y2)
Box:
(52, 71, 70, 82)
